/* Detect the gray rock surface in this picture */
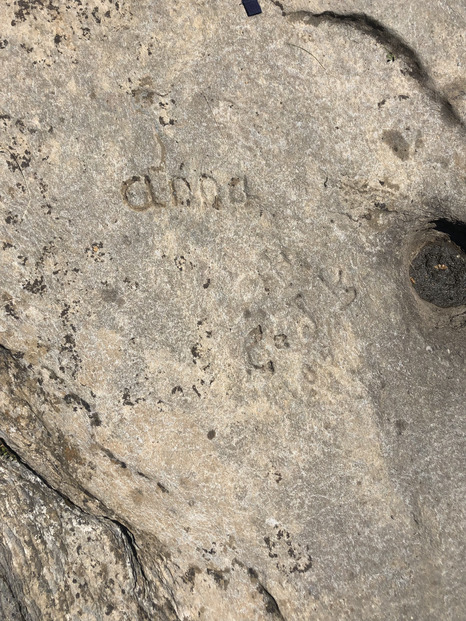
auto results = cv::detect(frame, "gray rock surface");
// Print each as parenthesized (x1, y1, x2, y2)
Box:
(0, 442, 177, 621)
(0, 0, 465, 619)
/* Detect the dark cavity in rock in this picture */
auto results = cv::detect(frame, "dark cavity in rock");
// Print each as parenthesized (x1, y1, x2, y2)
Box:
(433, 219, 466, 252)
(410, 220, 466, 307)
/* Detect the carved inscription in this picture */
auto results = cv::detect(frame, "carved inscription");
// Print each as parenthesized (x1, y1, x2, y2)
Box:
(122, 165, 248, 213)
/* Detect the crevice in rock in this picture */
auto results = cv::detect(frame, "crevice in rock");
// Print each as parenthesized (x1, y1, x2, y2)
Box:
(0, 572, 28, 621)
(0, 346, 166, 583)
(0, 434, 83, 514)
(257, 579, 286, 619)
(0, 435, 180, 621)
(246, 566, 285, 620)
(433, 219, 466, 252)
(267, 3, 464, 128)
(110, 518, 149, 582)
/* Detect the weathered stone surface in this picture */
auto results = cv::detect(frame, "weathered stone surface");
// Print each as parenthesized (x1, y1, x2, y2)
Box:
(0, 1, 465, 619)
(0, 444, 178, 621)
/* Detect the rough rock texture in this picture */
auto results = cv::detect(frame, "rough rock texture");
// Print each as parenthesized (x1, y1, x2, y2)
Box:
(0, 443, 178, 621)
(0, 0, 465, 619)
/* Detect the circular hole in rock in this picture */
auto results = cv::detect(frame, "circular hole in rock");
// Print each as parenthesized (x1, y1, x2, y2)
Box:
(409, 219, 466, 308)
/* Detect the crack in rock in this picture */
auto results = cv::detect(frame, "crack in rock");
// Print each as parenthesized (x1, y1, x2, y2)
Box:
(267, 2, 464, 128)
(0, 344, 183, 618)
(0, 572, 28, 621)
(0, 437, 180, 621)
(257, 579, 286, 619)
(110, 518, 150, 583)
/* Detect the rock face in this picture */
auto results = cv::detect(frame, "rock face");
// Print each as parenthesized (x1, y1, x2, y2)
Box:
(0, 1, 465, 619)
(0, 443, 178, 621)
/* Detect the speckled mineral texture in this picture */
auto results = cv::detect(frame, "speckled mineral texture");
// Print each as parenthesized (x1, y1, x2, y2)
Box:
(1, 1, 465, 619)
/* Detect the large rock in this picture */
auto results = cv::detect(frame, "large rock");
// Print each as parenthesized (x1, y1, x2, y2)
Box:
(1, 1, 465, 619)
(0, 446, 178, 621)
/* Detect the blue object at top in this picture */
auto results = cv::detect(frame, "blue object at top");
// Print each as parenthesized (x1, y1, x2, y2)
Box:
(243, 0, 262, 16)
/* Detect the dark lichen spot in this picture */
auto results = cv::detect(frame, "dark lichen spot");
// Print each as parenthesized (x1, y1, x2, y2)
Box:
(159, 116, 176, 126)
(4, 302, 19, 319)
(122, 388, 134, 406)
(89, 412, 102, 427)
(395, 419, 408, 435)
(64, 393, 91, 412)
(206, 568, 230, 590)
(101, 287, 120, 304)
(174, 256, 186, 271)
(5, 212, 20, 225)
(382, 129, 410, 161)
(207, 429, 216, 440)
(182, 566, 200, 591)
(191, 344, 202, 362)
(184, 567, 197, 583)
(290, 554, 313, 573)
(131, 87, 156, 107)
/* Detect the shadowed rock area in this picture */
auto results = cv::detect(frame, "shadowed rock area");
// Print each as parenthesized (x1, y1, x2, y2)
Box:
(410, 238, 466, 307)
(0, 0, 465, 619)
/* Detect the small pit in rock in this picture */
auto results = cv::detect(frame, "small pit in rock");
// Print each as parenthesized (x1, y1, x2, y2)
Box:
(410, 220, 466, 308)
